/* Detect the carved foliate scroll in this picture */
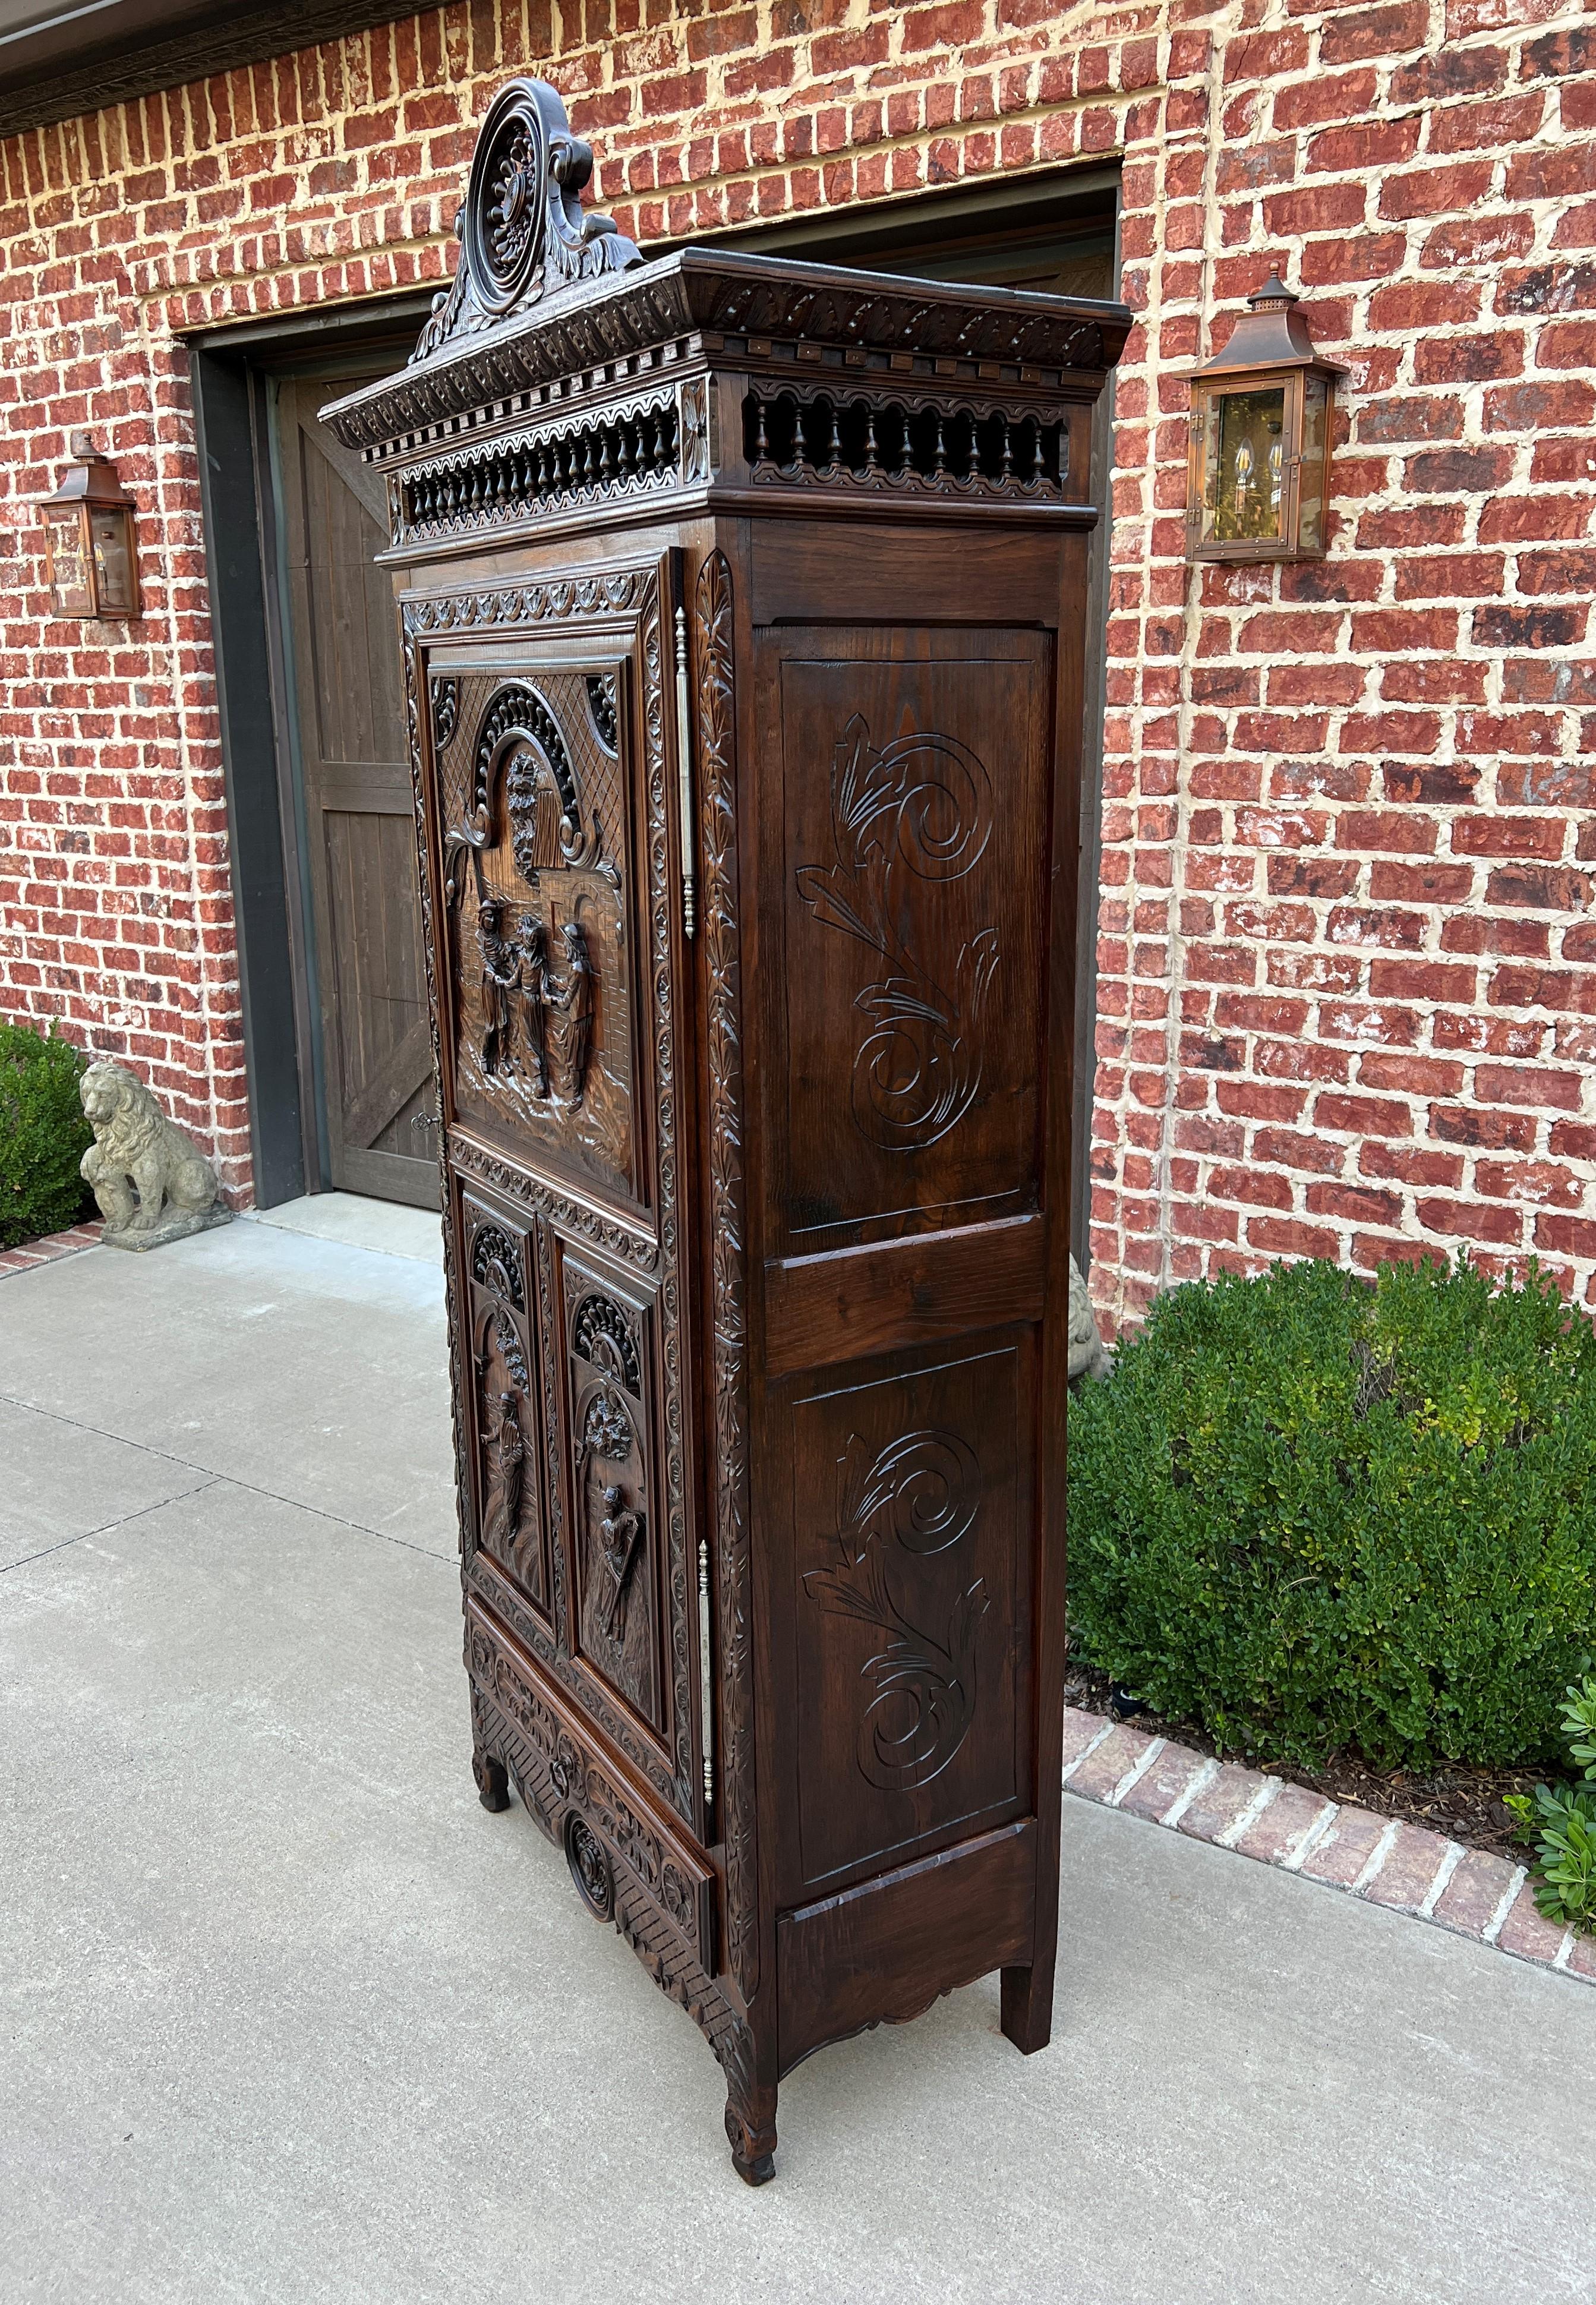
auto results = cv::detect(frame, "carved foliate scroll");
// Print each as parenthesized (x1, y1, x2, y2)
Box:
(412, 78, 642, 367)
(796, 713, 998, 1153)
(696, 547, 759, 1999)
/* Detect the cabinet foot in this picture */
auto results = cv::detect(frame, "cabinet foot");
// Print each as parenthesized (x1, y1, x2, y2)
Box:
(1000, 1961, 1054, 2055)
(472, 1745, 511, 1812)
(719, 2017, 777, 2183)
(725, 2102, 777, 2187)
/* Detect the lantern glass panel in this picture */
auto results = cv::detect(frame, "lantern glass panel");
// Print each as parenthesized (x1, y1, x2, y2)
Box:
(43, 507, 94, 615)
(90, 506, 137, 614)
(1205, 384, 1287, 546)
(1298, 372, 1328, 557)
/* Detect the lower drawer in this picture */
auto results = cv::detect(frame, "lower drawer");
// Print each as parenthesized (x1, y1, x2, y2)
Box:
(466, 1595, 717, 1978)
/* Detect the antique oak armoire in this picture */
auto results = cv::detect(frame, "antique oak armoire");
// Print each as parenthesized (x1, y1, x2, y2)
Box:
(323, 77, 1129, 2184)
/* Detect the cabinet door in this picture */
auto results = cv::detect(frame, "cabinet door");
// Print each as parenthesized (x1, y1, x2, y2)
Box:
(755, 620, 1058, 1908)
(406, 563, 702, 1833)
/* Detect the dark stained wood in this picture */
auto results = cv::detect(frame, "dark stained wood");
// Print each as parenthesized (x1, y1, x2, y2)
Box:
(327, 72, 1127, 2187)
(278, 377, 436, 1208)
(776, 1819, 1036, 2076)
(764, 1212, 1045, 1377)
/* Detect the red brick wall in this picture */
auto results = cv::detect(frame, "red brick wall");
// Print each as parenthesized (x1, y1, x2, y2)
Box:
(2, 0, 1593, 1314)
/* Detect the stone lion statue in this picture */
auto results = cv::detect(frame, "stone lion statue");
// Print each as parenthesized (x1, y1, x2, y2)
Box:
(79, 1059, 228, 1251)
(1068, 1254, 1111, 1383)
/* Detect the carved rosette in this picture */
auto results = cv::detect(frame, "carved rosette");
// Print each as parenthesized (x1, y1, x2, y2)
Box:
(410, 77, 642, 367)
(695, 548, 758, 2003)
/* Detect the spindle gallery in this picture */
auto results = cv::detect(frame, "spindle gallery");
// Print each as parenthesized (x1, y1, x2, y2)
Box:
(322, 75, 1128, 2183)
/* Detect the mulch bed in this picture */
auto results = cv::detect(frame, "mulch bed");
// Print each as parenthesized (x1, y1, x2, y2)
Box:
(1061, 1661, 1544, 1864)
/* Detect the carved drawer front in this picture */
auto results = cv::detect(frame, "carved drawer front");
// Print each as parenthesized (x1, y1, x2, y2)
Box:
(778, 1337, 1034, 1906)
(430, 655, 641, 1209)
(460, 1194, 548, 1614)
(466, 1596, 716, 1977)
(767, 626, 1053, 1255)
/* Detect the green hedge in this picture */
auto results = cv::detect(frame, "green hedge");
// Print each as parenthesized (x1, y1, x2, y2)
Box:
(0, 1021, 93, 1249)
(1068, 1256, 1596, 1773)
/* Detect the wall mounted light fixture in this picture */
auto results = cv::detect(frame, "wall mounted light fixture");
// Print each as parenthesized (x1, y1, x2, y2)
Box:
(42, 431, 141, 618)
(1183, 278, 1345, 565)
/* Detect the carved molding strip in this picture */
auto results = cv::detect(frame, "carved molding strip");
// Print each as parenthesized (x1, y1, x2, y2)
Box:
(695, 547, 758, 2003)
(449, 1132, 658, 1275)
(402, 641, 474, 1554)
(402, 570, 639, 638)
(323, 251, 1126, 458)
(638, 572, 698, 1822)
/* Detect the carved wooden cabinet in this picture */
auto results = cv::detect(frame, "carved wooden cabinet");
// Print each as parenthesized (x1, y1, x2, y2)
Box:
(323, 77, 1128, 2183)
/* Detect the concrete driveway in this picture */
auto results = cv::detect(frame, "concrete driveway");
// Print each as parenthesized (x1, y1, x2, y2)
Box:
(2, 1203, 1594, 2305)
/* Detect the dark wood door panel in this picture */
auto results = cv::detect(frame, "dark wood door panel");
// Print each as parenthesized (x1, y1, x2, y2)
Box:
(778, 1335, 1034, 1906)
(279, 376, 436, 1208)
(762, 626, 1053, 1255)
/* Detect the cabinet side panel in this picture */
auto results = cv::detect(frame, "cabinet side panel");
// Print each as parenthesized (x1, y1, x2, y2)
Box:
(782, 1334, 1034, 1903)
(774, 628, 1051, 1254)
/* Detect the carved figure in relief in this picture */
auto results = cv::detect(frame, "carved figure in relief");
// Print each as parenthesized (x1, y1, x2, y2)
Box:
(598, 1485, 645, 1639)
(477, 897, 518, 1075)
(78, 1060, 229, 1251)
(574, 1380, 634, 1499)
(513, 913, 551, 1095)
(545, 920, 595, 1106)
(804, 1428, 989, 1792)
(483, 1390, 526, 1554)
(796, 714, 998, 1152)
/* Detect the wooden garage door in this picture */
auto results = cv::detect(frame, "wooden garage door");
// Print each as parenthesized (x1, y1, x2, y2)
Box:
(276, 377, 437, 1209)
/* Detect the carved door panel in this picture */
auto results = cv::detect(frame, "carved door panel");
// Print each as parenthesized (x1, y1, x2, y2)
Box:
(410, 566, 699, 1833)
(558, 1248, 664, 1736)
(756, 618, 1057, 1910)
(460, 1196, 548, 1614)
(431, 659, 639, 1211)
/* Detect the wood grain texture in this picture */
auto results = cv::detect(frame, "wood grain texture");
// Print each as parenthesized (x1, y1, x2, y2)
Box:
(764, 1212, 1045, 1377)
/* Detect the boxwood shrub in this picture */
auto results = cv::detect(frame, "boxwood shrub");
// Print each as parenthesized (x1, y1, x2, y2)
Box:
(1068, 1256, 1596, 1773)
(0, 1020, 93, 1249)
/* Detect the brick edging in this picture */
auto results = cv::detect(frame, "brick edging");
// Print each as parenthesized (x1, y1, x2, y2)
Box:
(1062, 1706, 1594, 1985)
(0, 1221, 102, 1277)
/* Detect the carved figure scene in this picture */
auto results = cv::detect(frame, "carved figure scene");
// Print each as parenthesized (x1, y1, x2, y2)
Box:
(78, 1059, 231, 1252)
(467, 1214, 544, 1606)
(444, 670, 634, 1196)
(566, 1276, 658, 1727)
